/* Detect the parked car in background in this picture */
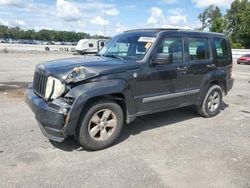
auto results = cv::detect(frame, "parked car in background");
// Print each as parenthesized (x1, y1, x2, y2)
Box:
(237, 54, 250, 65)
(25, 28, 234, 150)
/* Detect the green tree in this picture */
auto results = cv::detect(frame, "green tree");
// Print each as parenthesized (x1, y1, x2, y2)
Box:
(0, 25, 8, 38)
(198, 0, 250, 48)
(23, 29, 36, 40)
(226, 0, 250, 48)
(198, 5, 224, 32)
(0, 25, 108, 42)
(210, 17, 226, 33)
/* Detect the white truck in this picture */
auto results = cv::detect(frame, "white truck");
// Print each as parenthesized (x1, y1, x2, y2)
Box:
(75, 39, 107, 55)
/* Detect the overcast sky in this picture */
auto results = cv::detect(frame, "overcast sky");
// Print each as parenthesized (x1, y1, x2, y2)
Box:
(0, 0, 234, 36)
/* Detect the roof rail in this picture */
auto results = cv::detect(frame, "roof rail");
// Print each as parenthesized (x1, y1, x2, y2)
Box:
(124, 28, 181, 32)
(123, 28, 225, 37)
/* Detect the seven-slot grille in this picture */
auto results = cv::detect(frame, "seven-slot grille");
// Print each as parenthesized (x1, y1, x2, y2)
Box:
(33, 70, 47, 98)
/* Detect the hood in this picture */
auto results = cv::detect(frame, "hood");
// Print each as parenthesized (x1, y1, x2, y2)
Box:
(37, 56, 140, 78)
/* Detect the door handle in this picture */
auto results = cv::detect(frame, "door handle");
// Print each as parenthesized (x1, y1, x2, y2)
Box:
(207, 64, 216, 68)
(177, 66, 188, 71)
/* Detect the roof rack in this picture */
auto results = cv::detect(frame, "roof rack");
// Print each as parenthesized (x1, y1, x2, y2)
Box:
(123, 28, 225, 37)
(124, 28, 188, 32)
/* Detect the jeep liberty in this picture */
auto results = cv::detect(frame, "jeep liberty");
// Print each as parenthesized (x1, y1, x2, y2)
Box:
(25, 29, 234, 150)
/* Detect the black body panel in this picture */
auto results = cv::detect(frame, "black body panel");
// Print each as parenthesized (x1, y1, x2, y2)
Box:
(25, 29, 234, 142)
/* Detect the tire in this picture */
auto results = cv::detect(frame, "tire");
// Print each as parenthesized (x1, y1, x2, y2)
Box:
(197, 85, 223, 118)
(78, 100, 124, 151)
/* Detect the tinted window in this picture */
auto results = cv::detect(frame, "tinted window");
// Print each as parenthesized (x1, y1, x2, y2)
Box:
(89, 43, 94, 47)
(214, 38, 229, 59)
(187, 38, 210, 60)
(156, 37, 183, 63)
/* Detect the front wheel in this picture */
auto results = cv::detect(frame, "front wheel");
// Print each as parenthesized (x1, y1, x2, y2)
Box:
(78, 100, 124, 151)
(197, 85, 223, 118)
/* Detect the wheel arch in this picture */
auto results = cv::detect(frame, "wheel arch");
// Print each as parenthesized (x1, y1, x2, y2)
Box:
(62, 79, 136, 136)
(73, 93, 128, 139)
(195, 70, 227, 106)
(82, 93, 128, 123)
(210, 80, 226, 95)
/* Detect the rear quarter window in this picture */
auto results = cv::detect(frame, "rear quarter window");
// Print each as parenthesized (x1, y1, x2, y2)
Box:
(214, 38, 229, 60)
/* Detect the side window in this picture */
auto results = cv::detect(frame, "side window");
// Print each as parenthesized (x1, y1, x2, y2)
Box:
(156, 37, 183, 63)
(89, 43, 94, 48)
(187, 38, 210, 60)
(214, 38, 229, 60)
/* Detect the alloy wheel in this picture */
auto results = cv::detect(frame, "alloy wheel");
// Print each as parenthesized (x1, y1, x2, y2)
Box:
(207, 91, 220, 112)
(88, 109, 117, 141)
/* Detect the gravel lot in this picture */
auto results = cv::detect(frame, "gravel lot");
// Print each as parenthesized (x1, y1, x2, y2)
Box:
(0, 53, 250, 188)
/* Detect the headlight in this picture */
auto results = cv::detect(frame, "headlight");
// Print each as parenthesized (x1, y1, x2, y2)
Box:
(63, 66, 99, 83)
(45, 76, 65, 100)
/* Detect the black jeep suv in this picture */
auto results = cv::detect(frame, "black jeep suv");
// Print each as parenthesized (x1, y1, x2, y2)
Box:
(25, 29, 234, 150)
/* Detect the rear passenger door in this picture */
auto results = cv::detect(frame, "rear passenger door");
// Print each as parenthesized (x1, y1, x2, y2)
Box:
(184, 35, 214, 102)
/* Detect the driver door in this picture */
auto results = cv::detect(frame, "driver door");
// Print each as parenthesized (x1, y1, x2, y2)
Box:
(135, 34, 188, 114)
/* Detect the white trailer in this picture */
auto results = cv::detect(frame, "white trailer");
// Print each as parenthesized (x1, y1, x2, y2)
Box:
(75, 39, 107, 55)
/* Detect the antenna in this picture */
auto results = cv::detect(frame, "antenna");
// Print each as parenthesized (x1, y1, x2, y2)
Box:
(104, 8, 107, 36)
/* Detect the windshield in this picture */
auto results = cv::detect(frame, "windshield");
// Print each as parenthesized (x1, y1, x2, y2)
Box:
(98, 32, 157, 61)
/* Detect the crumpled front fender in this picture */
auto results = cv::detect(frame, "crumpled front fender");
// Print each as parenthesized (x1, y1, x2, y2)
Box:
(63, 79, 136, 135)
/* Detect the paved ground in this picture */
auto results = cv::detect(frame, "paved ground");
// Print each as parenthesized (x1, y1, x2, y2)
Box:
(0, 53, 250, 188)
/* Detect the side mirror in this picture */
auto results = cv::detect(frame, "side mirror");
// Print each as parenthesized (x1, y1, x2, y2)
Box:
(151, 53, 173, 65)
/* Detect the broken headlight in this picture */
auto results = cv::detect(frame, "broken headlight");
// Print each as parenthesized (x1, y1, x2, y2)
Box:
(45, 76, 65, 100)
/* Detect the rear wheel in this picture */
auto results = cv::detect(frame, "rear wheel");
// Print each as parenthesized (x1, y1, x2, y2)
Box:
(78, 100, 124, 151)
(197, 85, 222, 118)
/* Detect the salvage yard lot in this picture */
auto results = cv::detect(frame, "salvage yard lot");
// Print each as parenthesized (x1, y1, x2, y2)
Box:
(0, 53, 250, 188)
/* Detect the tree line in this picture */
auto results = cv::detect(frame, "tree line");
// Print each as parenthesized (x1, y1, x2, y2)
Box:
(198, 0, 250, 48)
(0, 25, 108, 42)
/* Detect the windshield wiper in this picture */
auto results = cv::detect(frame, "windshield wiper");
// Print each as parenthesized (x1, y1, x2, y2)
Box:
(98, 54, 124, 60)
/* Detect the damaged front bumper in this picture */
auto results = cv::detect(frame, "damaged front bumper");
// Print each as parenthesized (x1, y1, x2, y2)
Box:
(25, 86, 72, 142)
